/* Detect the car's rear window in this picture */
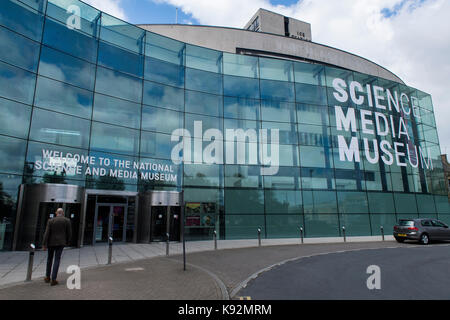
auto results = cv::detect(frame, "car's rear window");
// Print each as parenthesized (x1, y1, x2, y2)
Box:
(398, 220, 415, 226)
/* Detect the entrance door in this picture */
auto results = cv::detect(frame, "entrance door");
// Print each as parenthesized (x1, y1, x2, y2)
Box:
(95, 205, 127, 243)
(150, 206, 181, 242)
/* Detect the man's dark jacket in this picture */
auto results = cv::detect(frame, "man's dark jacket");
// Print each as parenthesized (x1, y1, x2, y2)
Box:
(43, 216, 72, 247)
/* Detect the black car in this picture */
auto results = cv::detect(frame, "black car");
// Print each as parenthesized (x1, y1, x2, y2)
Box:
(394, 218, 450, 244)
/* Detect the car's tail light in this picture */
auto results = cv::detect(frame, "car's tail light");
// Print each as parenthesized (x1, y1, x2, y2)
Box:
(407, 227, 418, 231)
(394, 226, 398, 230)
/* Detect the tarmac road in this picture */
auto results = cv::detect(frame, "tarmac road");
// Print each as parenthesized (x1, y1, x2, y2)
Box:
(238, 243, 450, 300)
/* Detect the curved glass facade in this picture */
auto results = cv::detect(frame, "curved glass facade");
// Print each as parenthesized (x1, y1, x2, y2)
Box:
(0, 0, 448, 250)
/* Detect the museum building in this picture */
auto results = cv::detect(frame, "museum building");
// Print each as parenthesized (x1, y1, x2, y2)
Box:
(0, 0, 448, 251)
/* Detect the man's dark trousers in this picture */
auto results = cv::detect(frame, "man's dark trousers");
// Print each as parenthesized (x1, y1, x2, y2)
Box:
(46, 246, 64, 281)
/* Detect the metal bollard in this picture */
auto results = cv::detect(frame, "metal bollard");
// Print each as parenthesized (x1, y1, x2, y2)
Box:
(213, 230, 217, 250)
(25, 243, 35, 282)
(300, 227, 304, 244)
(381, 226, 385, 241)
(107, 236, 113, 265)
(257, 228, 262, 247)
(166, 233, 170, 256)
(342, 226, 346, 243)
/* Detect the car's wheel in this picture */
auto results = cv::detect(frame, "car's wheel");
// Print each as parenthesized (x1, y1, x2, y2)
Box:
(420, 233, 430, 245)
(395, 237, 405, 243)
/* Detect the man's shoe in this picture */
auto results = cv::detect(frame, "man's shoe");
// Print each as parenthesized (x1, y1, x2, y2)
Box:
(50, 280, 59, 286)
(44, 277, 50, 283)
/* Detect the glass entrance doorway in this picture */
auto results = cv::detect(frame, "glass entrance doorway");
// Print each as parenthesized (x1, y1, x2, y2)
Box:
(95, 204, 127, 243)
(150, 206, 181, 242)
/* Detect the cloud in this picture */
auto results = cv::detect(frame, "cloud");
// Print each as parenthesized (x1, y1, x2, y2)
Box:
(82, 0, 127, 20)
(153, 0, 450, 156)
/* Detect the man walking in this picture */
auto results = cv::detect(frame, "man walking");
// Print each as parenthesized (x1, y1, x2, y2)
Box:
(42, 208, 72, 286)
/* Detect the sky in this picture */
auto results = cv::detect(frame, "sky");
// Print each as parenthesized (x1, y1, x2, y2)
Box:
(84, 0, 450, 158)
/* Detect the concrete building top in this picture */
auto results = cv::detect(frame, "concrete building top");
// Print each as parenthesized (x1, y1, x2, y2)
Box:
(139, 24, 404, 84)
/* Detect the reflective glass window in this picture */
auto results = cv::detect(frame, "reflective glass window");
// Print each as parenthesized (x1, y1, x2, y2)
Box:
(294, 62, 325, 86)
(16, 0, 46, 12)
(337, 191, 369, 213)
(225, 215, 265, 240)
(416, 194, 436, 214)
(297, 103, 329, 126)
(0, 97, 31, 139)
(184, 164, 222, 187)
(301, 167, 335, 189)
(0, 26, 40, 72)
(100, 14, 144, 54)
(263, 166, 301, 189)
(259, 57, 294, 82)
(145, 32, 185, 65)
(43, 17, 98, 63)
(295, 83, 327, 105)
(224, 97, 260, 121)
(144, 57, 184, 88)
(266, 144, 298, 167)
(303, 190, 338, 213)
(0, 61, 35, 105)
(142, 105, 183, 134)
(98, 41, 144, 78)
(299, 145, 332, 168)
(138, 157, 182, 189)
(260, 100, 296, 123)
(304, 212, 339, 237)
(225, 165, 262, 188)
(93, 93, 141, 129)
(140, 131, 174, 160)
(225, 189, 264, 214)
(260, 79, 295, 101)
(325, 66, 353, 88)
(30, 108, 90, 149)
(262, 121, 297, 145)
(186, 44, 222, 73)
(95, 66, 142, 103)
(185, 114, 223, 138)
(143, 80, 184, 111)
(185, 90, 222, 117)
(367, 192, 395, 213)
(90, 122, 139, 156)
(0, 0, 44, 41)
(266, 215, 303, 239)
(34, 76, 93, 119)
(186, 68, 223, 95)
(223, 53, 258, 78)
(265, 190, 302, 214)
(223, 75, 259, 99)
(339, 213, 371, 236)
(298, 124, 331, 147)
(394, 193, 418, 214)
(39, 45, 96, 90)
(0, 135, 26, 174)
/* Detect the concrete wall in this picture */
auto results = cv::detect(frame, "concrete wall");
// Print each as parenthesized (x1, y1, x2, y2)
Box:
(139, 24, 404, 84)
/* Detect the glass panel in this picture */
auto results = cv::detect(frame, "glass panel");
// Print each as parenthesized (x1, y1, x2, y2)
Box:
(34, 76, 93, 119)
(337, 191, 369, 214)
(260, 100, 296, 123)
(370, 213, 397, 235)
(259, 57, 293, 82)
(367, 192, 395, 213)
(145, 32, 185, 65)
(142, 105, 183, 134)
(339, 213, 371, 236)
(0, 61, 35, 105)
(100, 13, 144, 53)
(325, 66, 353, 88)
(225, 165, 261, 188)
(0, 135, 26, 174)
(30, 108, 90, 149)
(301, 167, 335, 190)
(47, 0, 101, 34)
(260, 79, 295, 101)
(138, 157, 182, 189)
(90, 122, 139, 156)
(266, 215, 302, 238)
(43, 17, 98, 63)
(0, 0, 44, 41)
(185, 90, 222, 117)
(263, 121, 297, 145)
(144, 57, 184, 88)
(224, 97, 260, 121)
(294, 62, 325, 86)
(39, 45, 96, 90)
(143, 80, 184, 111)
(98, 41, 144, 77)
(95, 66, 142, 103)
(93, 93, 141, 129)
(225, 189, 264, 214)
(0, 26, 40, 72)
(295, 83, 327, 105)
(223, 53, 258, 78)
(394, 193, 418, 215)
(186, 44, 222, 73)
(223, 75, 259, 99)
(185, 114, 223, 135)
(225, 215, 265, 240)
(299, 146, 332, 168)
(184, 164, 222, 187)
(303, 190, 338, 213)
(304, 213, 340, 237)
(298, 124, 331, 147)
(140, 131, 173, 160)
(0, 97, 32, 139)
(297, 103, 329, 126)
(263, 167, 301, 189)
(265, 190, 302, 214)
(416, 194, 436, 214)
(186, 68, 222, 95)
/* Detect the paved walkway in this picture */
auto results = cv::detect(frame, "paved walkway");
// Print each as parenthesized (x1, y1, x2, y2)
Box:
(0, 235, 406, 300)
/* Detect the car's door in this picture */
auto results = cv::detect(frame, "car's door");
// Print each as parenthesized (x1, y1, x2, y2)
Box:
(421, 220, 434, 238)
(435, 220, 450, 240)
(431, 220, 446, 240)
